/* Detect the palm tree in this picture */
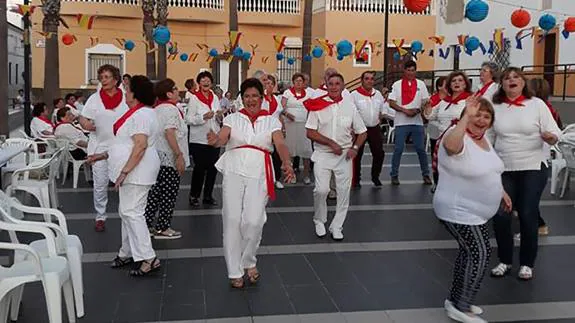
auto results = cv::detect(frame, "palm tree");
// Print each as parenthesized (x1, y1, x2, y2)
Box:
(41, 0, 61, 105)
(300, 0, 313, 80)
(142, 0, 156, 80)
(228, 0, 239, 96)
(156, 0, 168, 79)
(0, 0, 9, 135)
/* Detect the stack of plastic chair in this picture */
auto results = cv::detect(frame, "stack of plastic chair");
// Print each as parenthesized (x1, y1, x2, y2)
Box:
(1, 138, 39, 187)
(551, 125, 575, 197)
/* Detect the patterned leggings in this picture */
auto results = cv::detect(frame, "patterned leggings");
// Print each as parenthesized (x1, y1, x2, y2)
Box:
(145, 166, 181, 231)
(442, 221, 491, 312)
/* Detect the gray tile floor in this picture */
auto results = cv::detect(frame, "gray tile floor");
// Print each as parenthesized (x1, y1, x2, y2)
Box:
(5, 147, 575, 323)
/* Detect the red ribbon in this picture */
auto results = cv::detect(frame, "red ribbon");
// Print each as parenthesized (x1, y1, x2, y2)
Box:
(194, 90, 214, 109)
(401, 77, 417, 105)
(113, 103, 146, 136)
(356, 86, 375, 97)
(475, 81, 494, 97)
(235, 144, 275, 200)
(289, 87, 307, 100)
(303, 94, 342, 112)
(503, 95, 526, 107)
(100, 88, 123, 110)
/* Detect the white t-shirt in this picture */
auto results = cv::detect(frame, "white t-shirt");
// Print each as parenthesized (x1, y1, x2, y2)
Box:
(54, 123, 88, 149)
(108, 107, 160, 185)
(215, 112, 282, 179)
(30, 117, 53, 138)
(351, 88, 386, 127)
(81, 90, 129, 155)
(491, 97, 562, 171)
(434, 130, 504, 225)
(425, 99, 466, 139)
(185, 91, 221, 145)
(282, 88, 313, 123)
(154, 103, 190, 168)
(388, 79, 430, 126)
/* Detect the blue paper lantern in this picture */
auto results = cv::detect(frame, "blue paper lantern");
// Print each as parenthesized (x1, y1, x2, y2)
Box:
(276, 52, 284, 60)
(242, 52, 252, 61)
(465, 0, 489, 23)
(232, 47, 244, 57)
(336, 54, 344, 61)
(539, 14, 556, 31)
(287, 57, 296, 65)
(124, 40, 135, 51)
(153, 26, 171, 45)
(393, 52, 401, 61)
(209, 48, 218, 57)
(303, 54, 312, 62)
(464, 36, 481, 52)
(179, 53, 188, 62)
(411, 40, 423, 53)
(336, 40, 353, 57)
(311, 46, 324, 58)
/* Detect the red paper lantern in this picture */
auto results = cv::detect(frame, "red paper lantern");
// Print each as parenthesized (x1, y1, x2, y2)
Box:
(565, 17, 575, 33)
(62, 33, 76, 46)
(403, 0, 431, 13)
(511, 9, 531, 28)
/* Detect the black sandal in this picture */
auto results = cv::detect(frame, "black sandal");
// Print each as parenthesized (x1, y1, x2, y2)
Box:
(129, 258, 161, 277)
(246, 268, 261, 284)
(110, 256, 134, 268)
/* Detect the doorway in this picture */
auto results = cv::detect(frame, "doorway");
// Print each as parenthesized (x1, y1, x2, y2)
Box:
(543, 33, 556, 92)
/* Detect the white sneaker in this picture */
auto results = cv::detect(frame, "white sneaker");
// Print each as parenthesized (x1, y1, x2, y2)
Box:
(289, 177, 297, 184)
(444, 301, 487, 323)
(518, 266, 533, 280)
(491, 263, 512, 277)
(303, 177, 311, 185)
(275, 181, 284, 189)
(314, 222, 326, 237)
(445, 299, 483, 315)
(330, 227, 344, 241)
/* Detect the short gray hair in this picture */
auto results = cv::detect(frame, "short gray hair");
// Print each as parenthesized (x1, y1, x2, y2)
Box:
(481, 62, 500, 81)
(251, 70, 267, 79)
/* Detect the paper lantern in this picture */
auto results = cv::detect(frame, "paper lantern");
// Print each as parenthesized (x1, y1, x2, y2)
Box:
(539, 14, 556, 31)
(311, 46, 324, 58)
(403, 0, 430, 13)
(209, 48, 218, 57)
(276, 52, 284, 60)
(303, 55, 312, 62)
(511, 9, 531, 28)
(411, 40, 423, 53)
(124, 40, 135, 51)
(565, 17, 575, 33)
(465, 0, 489, 23)
(180, 53, 188, 62)
(393, 52, 401, 61)
(287, 57, 296, 65)
(62, 33, 75, 46)
(336, 40, 353, 57)
(336, 54, 344, 61)
(153, 26, 171, 45)
(242, 52, 252, 61)
(464, 36, 480, 52)
(232, 47, 244, 57)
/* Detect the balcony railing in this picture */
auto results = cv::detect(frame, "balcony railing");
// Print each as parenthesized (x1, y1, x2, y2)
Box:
(316, 0, 435, 15)
(239, 0, 301, 14)
(167, 0, 223, 9)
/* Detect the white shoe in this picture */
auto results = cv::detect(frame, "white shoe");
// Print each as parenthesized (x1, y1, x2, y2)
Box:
(289, 177, 297, 184)
(445, 299, 483, 315)
(275, 181, 284, 189)
(518, 266, 533, 280)
(490, 263, 512, 277)
(314, 222, 326, 237)
(445, 301, 487, 323)
(330, 227, 344, 241)
(303, 177, 311, 185)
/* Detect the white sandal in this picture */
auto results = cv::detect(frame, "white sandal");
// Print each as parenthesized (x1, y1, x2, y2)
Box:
(518, 266, 533, 280)
(491, 263, 512, 277)
(445, 299, 483, 315)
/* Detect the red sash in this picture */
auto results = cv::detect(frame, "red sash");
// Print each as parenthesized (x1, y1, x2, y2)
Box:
(303, 94, 343, 112)
(264, 95, 278, 115)
(234, 144, 275, 200)
(289, 87, 306, 100)
(476, 81, 494, 97)
(195, 90, 214, 109)
(113, 103, 146, 136)
(503, 95, 526, 107)
(401, 78, 417, 105)
(429, 93, 442, 108)
(356, 86, 375, 97)
(155, 100, 184, 119)
(37, 116, 54, 129)
(100, 88, 123, 110)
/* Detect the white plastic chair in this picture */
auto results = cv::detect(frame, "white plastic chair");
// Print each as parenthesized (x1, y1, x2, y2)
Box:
(61, 146, 91, 189)
(550, 144, 566, 196)
(387, 125, 395, 144)
(1, 138, 40, 186)
(0, 222, 76, 323)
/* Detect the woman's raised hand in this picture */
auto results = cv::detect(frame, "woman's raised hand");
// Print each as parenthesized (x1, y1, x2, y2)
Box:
(464, 95, 480, 118)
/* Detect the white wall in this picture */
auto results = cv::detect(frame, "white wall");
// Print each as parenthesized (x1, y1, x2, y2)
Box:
(7, 24, 24, 99)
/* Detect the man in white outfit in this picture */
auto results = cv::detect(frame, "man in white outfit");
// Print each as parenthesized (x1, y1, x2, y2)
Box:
(79, 65, 128, 232)
(305, 73, 367, 240)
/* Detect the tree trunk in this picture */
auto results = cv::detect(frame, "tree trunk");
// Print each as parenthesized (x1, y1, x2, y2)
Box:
(142, 0, 156, 80)
(300, 0, 313, 80)
(0, 0, 9, 136)
(156, 0, 168, 79)
(228, 0, 239, 97)
(42, 0, 61, 108)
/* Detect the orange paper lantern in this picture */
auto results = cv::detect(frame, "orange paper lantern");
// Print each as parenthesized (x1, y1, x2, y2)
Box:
(565, 17, 575, 33)
(511, 9, 531, 28)
(62, 33, 76, 45)
(403, 0, 431, 13)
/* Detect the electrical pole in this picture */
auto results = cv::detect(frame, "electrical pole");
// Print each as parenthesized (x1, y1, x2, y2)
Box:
(23, 0, 31, 136)
(383, 0, 390, 88)
(0, 0, 9, 137)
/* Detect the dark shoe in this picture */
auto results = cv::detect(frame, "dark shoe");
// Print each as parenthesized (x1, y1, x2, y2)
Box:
(189, 197, 200, 207)
(423, 176, 433, 185)
(372, 178, 382, 187)
(203, 197, 218, 206)
(129, 258, 161, 277)
(391, 176, 400, 186)
(95, 220, 106, 232)
(110, 256, 134, 268)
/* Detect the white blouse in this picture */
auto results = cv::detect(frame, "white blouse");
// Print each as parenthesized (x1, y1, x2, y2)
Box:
(154, 103, 190, 168)
(425, 99, 467, 140)
(282, 89, 313, 123)
(262, 95, 284, 120)
(108, 107, 160, 186)
(185, 91, 221, 145)
(54, 123, 88, 149)
(215, 113, 282, 179)
(30, 117, 53, 138)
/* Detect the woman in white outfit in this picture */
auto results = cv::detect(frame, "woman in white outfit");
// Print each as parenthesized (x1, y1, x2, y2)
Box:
(87, 75, 161, 276)
(475, 62, 499, 102)
(281, 73, 313, 184)
(207, 78, 295, 288)
(262, 74, 285, 189)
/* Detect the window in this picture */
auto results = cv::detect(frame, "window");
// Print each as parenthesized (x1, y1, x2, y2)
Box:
(8, 63, 11, 85)
(353, 44, 372, 67)
(277, 47, 302, 85)
(85, 44, 126, 85)
(15, 64, 18, 84)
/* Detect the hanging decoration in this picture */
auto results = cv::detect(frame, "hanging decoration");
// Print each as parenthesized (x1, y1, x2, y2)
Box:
(62, 33, 77, 46)
(76, 14, 96, 30)
(232, 47, 244, 57)
(464, 36, 480, 54)
(392, 52, 401, 61)
(392, 39, 409, 56)
(303, 55, 313, 62)
(428, 36, 445, 45)
(411, 40, 423, 53)
(287, 57, 296, 65)
(10, 4, 36, 15)
(311, 46, 324, 58)
(276, 52, 284, 60)
(465, 0, 489, 23)
(242, 52, 252, 61)
(124, 40, 135, 51)
(563, 17, 575, 39)
(195, 43, 209, 50)
(336, 40, 353, 57)
(538, 14, 556, 32)
(354, 40, 368, 59)
(180, 53, 189, 62)
(167, 41, 179, 60)
(515, 27, 535, 49)
(403, 0, 431, 13)
(511, 8, 531, 28)
(336, 55, 344, 61)
(273, 35, 287, 53)
(153, 26, 171, 45)
(208, 48, 218, 57)
(439, 47, 450, 59)
(89, 36, 99, 46)
(228, 31, 242, 50)
(316, 38, 335, 56)
(493, 28, 505, 52)
(457, 34, 468, 46)
(262, 56, 270, 63)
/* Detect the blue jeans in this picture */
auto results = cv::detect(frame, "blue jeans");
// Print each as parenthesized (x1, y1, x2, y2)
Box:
(390, 125, 429, 177)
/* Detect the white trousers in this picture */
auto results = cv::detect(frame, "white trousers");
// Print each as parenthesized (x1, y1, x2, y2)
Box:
(92, 159, 108, 221)
(313, 153, 352, 231)
(118, 184, 156, 262)
(222, 172, 268, 279)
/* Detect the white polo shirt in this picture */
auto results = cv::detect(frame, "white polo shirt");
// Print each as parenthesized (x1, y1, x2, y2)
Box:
(351, 88, 386, 127)
(388, 79, 429, 127)
(185, 90, 221, 145)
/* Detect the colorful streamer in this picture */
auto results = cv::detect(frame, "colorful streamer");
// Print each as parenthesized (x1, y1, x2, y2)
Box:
(76, 14, 96, 30)
(354, 40, 368, 59)
(392, 39, 408, 56)
(273, 35, 287, 53)
(228, 31, 242, 50)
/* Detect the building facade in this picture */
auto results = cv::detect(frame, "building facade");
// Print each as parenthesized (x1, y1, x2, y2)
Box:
(8, 22, 24, 103)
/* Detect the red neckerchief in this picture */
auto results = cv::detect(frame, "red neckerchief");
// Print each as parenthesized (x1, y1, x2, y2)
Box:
(476, 81, 494, 97)
(303, 94, 343, 112)
(234, 144, 275, 200)
(264, 95, 278, 116)
(443, 92, 472, 109)
(503, 95, 526, 107)
(239, 108, 270, 126)
(289, 87, 306, 100)
(356, 86, 375, 97)
(466, 128, 484, 140)
(154, 100, 184, 119)
(113, 103, 146, 135)
(195, 90, 214, 109)
(401, 77, 417, 105)
(99, 88, 123, 110)
(429, 93, 442, 108)
(545, 100, 561, 125)
(37, 116, 54, 129)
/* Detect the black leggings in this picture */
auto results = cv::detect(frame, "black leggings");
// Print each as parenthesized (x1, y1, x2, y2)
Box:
(145, 166, 181, 231)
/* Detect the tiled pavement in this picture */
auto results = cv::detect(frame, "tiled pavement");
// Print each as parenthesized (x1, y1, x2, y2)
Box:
(4, 145, 575, 323)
